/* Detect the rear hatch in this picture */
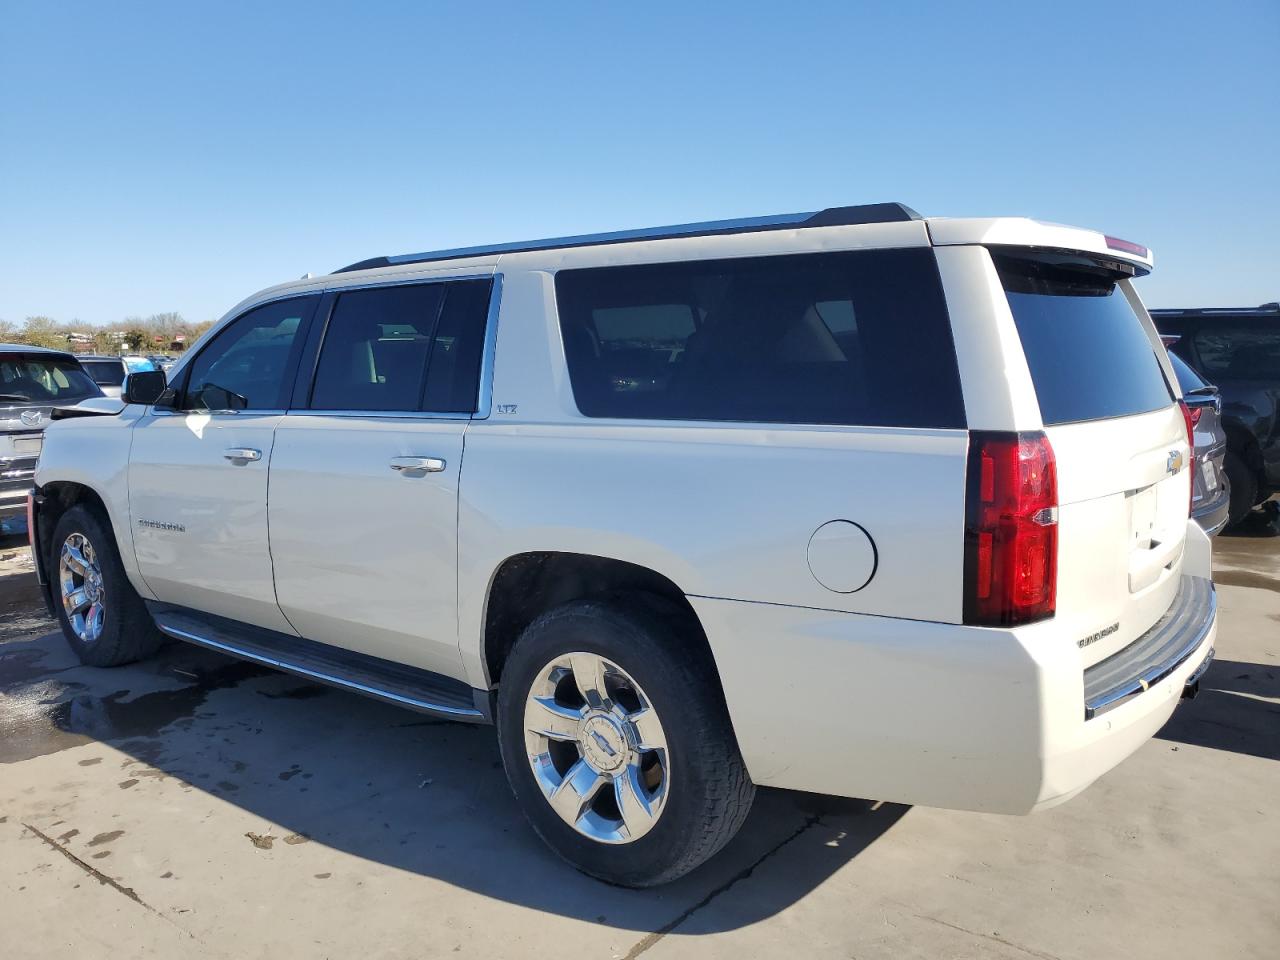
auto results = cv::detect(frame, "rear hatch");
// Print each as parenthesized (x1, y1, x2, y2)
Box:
(994, 251, 1190, 666)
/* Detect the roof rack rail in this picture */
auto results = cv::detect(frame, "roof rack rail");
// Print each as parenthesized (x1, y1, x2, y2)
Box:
(1150, 303, 1280, 317)
(333, 202, 922, 274)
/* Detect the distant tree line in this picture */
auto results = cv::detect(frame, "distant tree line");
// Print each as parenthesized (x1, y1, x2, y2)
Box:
(0, 313, 217, 354)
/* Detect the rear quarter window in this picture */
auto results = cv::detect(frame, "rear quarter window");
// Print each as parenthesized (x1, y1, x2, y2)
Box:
(994, 253, 1173, 426)
(554, 248, 966, 429)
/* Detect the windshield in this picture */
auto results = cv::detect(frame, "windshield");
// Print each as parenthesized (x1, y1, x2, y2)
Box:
(124, 356, 157, 373)
(0, 353, 104, 404)
(995, 253, 1173, 426)
(81, 359, 126, 386)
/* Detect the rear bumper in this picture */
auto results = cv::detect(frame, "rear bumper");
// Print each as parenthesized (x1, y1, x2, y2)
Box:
(0, 482, 32, 518)
(1083, 576, 1215, 719)
(1192, 484, 1231, 536)
(692, 573, 1217, 816)
(0, 454, 37, 518)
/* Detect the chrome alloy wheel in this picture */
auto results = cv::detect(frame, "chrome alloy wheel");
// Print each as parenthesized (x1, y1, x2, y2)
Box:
(59, 532, 106, 644)
(523, 652, 670, 844)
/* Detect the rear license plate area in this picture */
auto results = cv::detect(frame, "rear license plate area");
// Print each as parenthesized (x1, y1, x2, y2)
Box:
(12, 436, 42, 457)
(1200, 459, 1217, 491)
(1130, 485, 1157, 548)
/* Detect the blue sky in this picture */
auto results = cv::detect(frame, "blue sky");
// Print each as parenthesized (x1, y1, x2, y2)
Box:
(1, 1, 1276, 327)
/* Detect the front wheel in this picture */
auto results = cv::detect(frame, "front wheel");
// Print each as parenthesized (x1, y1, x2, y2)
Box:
(496, 598, 755, 887)
(50, 504, 163, 667)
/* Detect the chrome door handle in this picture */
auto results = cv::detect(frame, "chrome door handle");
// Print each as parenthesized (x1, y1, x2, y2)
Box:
(223, 447, 262, 463)
(389, 456, 446, 475)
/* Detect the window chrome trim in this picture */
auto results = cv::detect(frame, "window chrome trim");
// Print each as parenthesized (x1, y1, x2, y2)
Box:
(285, 409, 471, 421)
(323, 271, 494, 295)
(148, 407, 287, 418)
(474, 273, 503, 420)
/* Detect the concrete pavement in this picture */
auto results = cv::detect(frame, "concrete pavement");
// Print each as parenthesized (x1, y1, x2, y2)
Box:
(1, 526, 1277, 959)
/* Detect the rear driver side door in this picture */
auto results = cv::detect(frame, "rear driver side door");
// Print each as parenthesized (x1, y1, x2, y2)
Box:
(268, 277, 493, 679)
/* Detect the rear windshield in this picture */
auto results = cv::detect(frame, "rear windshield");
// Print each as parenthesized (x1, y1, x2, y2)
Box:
(0, 353, 103, 404)
(81, 359, 126, 386)
(555, 248, 966, 428)
(1167, 350, 1208, 393)
(995, 253, 1173, 426)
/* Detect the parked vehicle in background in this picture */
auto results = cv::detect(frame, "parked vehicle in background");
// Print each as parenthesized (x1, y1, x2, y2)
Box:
(77, 356, 129, 398)
(1167, 351, 1230, 535)
(123, 356, 158, 375)
(77, 355, 157, 399)
(30, 204, 1217, 886)
(1153, 303, 1280, 526)
(0, 344, 102, 519)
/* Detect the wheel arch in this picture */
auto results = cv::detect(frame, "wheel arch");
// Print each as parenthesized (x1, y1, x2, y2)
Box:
(34, 480, 150, 602)
(1222, 422, 1266, 492)
(480, 551, 718, 691)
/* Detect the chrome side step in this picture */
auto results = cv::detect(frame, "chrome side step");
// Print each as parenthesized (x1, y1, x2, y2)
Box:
(150, 606, 488, 722)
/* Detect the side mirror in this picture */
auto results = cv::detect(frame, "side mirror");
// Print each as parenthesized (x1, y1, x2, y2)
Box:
(123, 369, 168, 405)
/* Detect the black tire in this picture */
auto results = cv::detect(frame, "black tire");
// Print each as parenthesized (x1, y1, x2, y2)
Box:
(1224, 450, 1257, 528)
(50, 503, 163, 667)
(496, 597, 755, 887)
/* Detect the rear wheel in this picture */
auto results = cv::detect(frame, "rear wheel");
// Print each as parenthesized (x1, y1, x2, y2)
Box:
(496, 598, 754, 886)
(51, 504, 163, 667)
(1224, 451, 1257, 528)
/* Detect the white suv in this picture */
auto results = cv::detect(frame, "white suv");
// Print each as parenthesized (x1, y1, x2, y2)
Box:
(30, 203, 1217, 886)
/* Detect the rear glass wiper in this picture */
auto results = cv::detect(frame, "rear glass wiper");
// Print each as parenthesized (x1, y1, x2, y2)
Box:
(0, 393, 36, 402)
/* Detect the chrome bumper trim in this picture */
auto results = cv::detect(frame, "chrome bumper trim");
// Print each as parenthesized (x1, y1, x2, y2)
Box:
(1083, 575, 1216, 720)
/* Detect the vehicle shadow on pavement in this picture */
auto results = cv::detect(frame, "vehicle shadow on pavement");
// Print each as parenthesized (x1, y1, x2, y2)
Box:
(1156, 657, 1280, 763)
(0, 625, 908, 934)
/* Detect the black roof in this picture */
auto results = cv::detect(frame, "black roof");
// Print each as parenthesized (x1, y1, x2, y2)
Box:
(334, 202, 922, 274)
(0, 342, 77, 357)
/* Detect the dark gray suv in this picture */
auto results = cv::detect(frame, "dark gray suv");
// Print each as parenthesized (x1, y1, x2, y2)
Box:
(0, 344, 103, 520)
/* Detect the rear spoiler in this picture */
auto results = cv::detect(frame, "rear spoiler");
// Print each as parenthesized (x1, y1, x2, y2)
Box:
(926, 217, 1154, 275)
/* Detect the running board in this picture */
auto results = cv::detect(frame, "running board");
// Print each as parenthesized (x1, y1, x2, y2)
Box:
(148, 604, 489, 722)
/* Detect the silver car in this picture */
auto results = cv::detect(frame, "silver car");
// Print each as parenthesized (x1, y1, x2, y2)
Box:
(0, 344, 104, 519)
(77, 355, 157, 399)
(1169, 350, 1231, 535)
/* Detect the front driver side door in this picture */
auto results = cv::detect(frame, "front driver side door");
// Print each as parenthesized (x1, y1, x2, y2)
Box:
(129, 295, 318, 632)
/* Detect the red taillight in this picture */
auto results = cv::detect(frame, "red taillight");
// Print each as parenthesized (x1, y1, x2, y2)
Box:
(1179, 399, 1195, 516)
(964, 432, 1058, 626)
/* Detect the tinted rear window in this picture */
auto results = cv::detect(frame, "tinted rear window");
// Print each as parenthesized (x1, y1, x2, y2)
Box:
(309, 279, 492, 413)
(995, 254, 1173, 426)
(0, 353, 102, 403)
(555, 249, 965, 428)
(1167, 350, 1207, 393)
(81, 359, 125, 386)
